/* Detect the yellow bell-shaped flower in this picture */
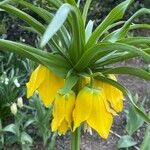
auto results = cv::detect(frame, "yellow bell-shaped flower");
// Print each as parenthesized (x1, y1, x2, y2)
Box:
(26, 65, 64, 107)
(51, 91, 76, 135)
(73, 86, 113, 139)
(94, 74, 123, 112)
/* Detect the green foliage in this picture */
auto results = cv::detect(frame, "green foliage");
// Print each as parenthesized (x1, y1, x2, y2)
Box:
(85, 0, 150, 27)
(117, 94, 149, 149)
(140, 125, 150, 150)
(29, 94, 53, 147)
(0, 72, 21, 120)
(125, 95, 144, 135)
(117, 135, 137, 149)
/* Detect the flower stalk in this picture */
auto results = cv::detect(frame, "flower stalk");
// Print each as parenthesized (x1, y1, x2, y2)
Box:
(71, 127, 81, 150)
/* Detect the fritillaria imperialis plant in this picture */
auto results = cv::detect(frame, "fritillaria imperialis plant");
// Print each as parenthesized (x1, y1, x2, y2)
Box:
(0, 0, 150, 149)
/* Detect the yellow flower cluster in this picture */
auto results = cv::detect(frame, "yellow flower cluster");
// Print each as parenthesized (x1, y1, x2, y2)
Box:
(27, 65, 123, 138)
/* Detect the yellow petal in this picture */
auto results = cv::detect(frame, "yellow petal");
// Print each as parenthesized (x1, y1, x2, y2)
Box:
(73, 87, 93, 131)
(64, 91, 76, 126)
(94, 76, 123, 112)
(51, 91, 75, 134)
(51, 94, 65, 132)
(87, 89, 113, 139)
(108, 74, 123, 112)
(57, 119, 69, 135)
(26, 65, 46, 98)
(38, 69, 64, 107)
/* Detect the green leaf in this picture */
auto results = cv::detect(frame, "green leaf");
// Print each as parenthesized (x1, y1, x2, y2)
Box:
(85, 0, 133, 48)
(48, 133, 57, 150)
(46, 0, 62, 8)
(18, 0, 52, 23)
(0, 4, 45, 34)
(59, 75, 78, 94)
(0, 0, 14, 5)
(140, 125, 150, 150)
(126, 104, 144, 135)
(104, 8, 150, 42)
(82, 0, 92, 25)
(21, 132, 33, 144)
(40, 4, 72, 47)
(117, 37, 150, 46)
(65, 0, 76, 6)
(129, 24, 150, 30)
(40, 3, 85, 63)
(0, 40, 70, 77)
(3, 124, 17, 134)
(24, 119, 35, 129)
(117, 135, 137, 148)
(85, 20, 94, 43)
(97, 48, 150, 67)
(102, 67, 150, 80)
(75, 43, 150, 71)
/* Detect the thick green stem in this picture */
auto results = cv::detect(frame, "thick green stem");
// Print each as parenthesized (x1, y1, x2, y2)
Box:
(71, 78, 82, 150)
(71, 127, 81, 150)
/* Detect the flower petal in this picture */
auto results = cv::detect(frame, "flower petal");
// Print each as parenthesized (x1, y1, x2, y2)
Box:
(73, 87, 93, 131)
(51, 91, 75, 134)
(38, 70, 64, 107)
(64, 91, 76, 127)
(94, 76, 123, 112)
(51, 94, 66, 132)
(87, 89, 113, 139)
(57, 119, 69, 135)
(26, 65, 46, 98)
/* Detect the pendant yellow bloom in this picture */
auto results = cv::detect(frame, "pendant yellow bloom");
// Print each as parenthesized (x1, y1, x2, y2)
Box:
(26, 65, 64, 107)
(73, 86, 113, 139)
(94, 74, 123, 112)
(51, 91, 75, 135)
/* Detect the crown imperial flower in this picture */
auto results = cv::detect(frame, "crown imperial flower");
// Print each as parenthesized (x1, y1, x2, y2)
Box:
(73, 86, 119, 139)
(51, 90, 76, 134)
(26, 65, 64, 107)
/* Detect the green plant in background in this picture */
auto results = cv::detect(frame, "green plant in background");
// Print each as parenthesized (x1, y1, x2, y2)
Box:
(29, 94, 55, 147)
(2, 105, 34, 150)
(0, 0, 150, 149)
(0, 71, 22, 120)
(0, 94, 55, 149)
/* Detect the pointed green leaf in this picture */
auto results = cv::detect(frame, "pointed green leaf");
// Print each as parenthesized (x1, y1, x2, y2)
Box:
(75, 43, 150, 71)
(82, 0, 92, 25)
(104, 8, 150, 42)
(102, 67, 150, 80)
(40, 4, 72, 47)
(0, 4, 45, 34)
(59, 75, 78, 94)
(117, 135, 137, 148)
(126, 104, 144, 135)
(140, 125, 150, 150)
(0, 40, 70, 77)
(85, 20, 94, 43)
(86, 0, 133, 48)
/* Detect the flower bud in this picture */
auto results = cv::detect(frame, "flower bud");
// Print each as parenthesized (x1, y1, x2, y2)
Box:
(10, 103, 17, 115)
(17, 97, 23, 108)
(14, 79, 20, 87)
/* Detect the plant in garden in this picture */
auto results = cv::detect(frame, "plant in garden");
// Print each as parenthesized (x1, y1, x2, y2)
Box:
(0, 0, 150, 149)
(2, 107, 34, 150)
(29, 94, 55, 147)
(0, 71, 22, 120)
